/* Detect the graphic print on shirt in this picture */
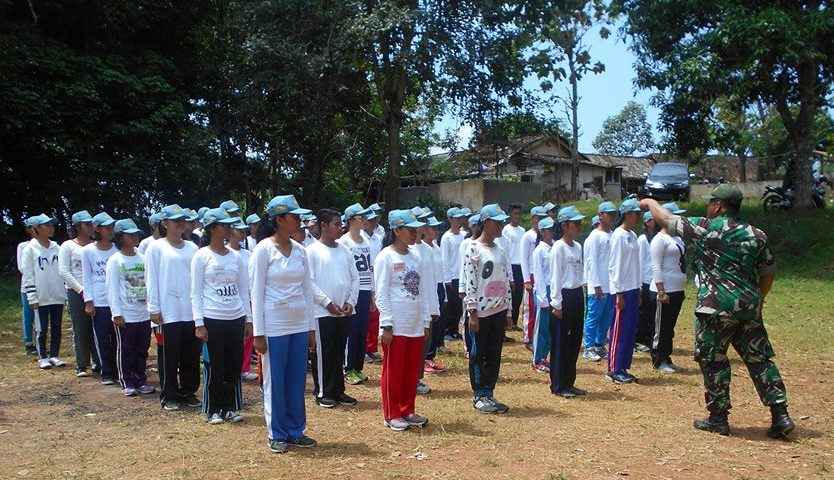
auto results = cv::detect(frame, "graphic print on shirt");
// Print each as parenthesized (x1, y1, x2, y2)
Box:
(210, 264, 240, 303)
(393, 262, 421, 297)
(37, 254, 59, 270)
(121, 262, 146, 304)
(352, 247, 373, 288)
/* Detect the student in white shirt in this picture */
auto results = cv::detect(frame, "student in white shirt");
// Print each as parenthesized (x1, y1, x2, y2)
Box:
(106, 219, 155, 397)
(421, 216, 448, 374)
(17, 219, 36, 355)
(59, 210, 99, 377)
(245, 214, 261, 250)
(440, 207, 468, 341)
(251, 195, 338, 453)
(146, 204, 201, 411)
(21, 214, 66, 369)
(463, 204, 513, 414)
(635, 212, 659, 352)
(82, 212, 119, 384)
(375, 210, 431, 431)
(582, 202, 618, 362)
(549, 206, 587, 398)
(362, 209, 384, 362)
(410, 208, 441, 395)
(191, 208, 251, 424)
(307, 209, 359, 409)
(502, 204, 526, 330)
(458, 213, 483, 356)
(137, 212, 163, 254)
(229, 221, 257, 382)
(649, 203, 688, 373)
(521, 206, 550, 345)
(531, 217, 556, 373)
(338, 203, 377, 386)
(606, 199, 643, 384)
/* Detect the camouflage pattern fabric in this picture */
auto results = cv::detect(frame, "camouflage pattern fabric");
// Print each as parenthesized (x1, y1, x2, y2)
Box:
(671, 215, 774, 316)
(694, 310, 787, 414)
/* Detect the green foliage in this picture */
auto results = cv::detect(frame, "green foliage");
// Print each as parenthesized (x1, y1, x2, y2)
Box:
(592, 101, 654, 155)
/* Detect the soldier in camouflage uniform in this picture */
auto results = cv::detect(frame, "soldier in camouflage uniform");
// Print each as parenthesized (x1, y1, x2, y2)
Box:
(641, 184, 795, 438)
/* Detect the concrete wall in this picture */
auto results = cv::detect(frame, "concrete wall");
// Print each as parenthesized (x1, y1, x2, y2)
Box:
(399, 179, 544, 211)
(690, 181, 780, 199)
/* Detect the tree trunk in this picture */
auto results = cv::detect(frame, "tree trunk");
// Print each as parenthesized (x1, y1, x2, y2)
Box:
(568, 47, 579, 199)
(777, 59, 818, 209)
(384, 114, 402, 208)
(738, 153, 747, 183)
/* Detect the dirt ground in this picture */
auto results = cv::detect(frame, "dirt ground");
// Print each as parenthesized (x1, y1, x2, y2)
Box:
(1, 311, 832, 480)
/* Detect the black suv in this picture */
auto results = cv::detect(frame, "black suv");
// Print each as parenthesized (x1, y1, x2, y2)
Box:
(642, 162, 690, 201)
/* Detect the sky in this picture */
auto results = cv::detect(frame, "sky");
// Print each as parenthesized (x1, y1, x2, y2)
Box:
(431, 23, 661, 154)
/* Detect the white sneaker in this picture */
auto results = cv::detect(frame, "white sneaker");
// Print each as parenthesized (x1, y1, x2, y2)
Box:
(137, 384, 156, 395)
(241, 372, 258, 382)
(208, 413, 224, 425)
(48, 357, 66, 367)
(101, 378, 115, 386)
(404, 413, 428, 427)
(657, 361, 677, 374)
(75, 369, 90, 378)
(416, 380, 431, 395)
(123, 388, 138, 397)
(38, 358, 52, 369)
(385, 418, 409, 431)
(583, 350, 602, 362)
(225, 410, 244, 423)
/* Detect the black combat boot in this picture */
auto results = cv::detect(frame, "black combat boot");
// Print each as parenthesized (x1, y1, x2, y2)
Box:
(766, 403, 795, 439)
(694, 412, 730, 436)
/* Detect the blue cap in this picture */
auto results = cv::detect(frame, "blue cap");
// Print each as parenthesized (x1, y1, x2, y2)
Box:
(591, 215, 600, 227)
(184, 209, 199, 222)
(364, 210, 379, 220)
(302, 213, 317, 223)
(368, 203, 384, 212)
(233, 221, 249, 231)
(619, 198, 641, 214)
(417, 207, 432, 220)
(460, 207, 472, 216)
(542, 202, 557, 212)
(557, 206, 586, 223)
(388, 209, 424, 229)
(539, 217, 555, 230)
(662, 202, 687, 215)
(480, 204, 510, 223)
(114, 219, 141, 234)
(643, 211, 654, 223)
(530, 206, 549, 217)
(219, 200, 241, 214)
(266, 195, 311, 217)
(468, 214, 482, 226)
(426, 216, 443, 227)
(92, 212, 116, 227)
(28, 214, 55, 226)
(598, 201, 618, 214)
(245, 213, 261, 225)
(148, 212, 163, 227)
(447, 207, 466, 219)
(345, 203, 370, 219)
(71, 210, 93, 225)
(202, 207, 240, 227)
(161, 204, 187, 221)
(198, 207, 210, 220)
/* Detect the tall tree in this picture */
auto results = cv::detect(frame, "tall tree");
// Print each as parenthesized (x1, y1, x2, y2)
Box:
(592, 100, 655, 156)
(617, 0, 834, 208)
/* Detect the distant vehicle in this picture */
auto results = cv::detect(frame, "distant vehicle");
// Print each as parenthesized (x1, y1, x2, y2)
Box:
(762, 176, 830, 211)
(641, 162, 691, 201)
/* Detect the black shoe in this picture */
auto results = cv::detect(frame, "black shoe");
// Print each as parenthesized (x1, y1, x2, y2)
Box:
(569, 387, 587, 396)
(182, 394, 202, 408)
(24, 344, 37, 356)
(337, 394, 358, 406)
(767, 403, 795, 439)
(623, 372, 638, 383)
(605, 372, 633, 384)
(268, 439, 288, 453)
(555, 389, 577, 398)
(489, 396, 509, 414)
(694, 414, 730, 436)
(91, 364, 101, 374)
(288, 435, 317, 448)
(316, 397, 337, 408)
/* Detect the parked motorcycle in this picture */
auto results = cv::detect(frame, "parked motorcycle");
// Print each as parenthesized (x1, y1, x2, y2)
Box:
(762, 176, 831, 210)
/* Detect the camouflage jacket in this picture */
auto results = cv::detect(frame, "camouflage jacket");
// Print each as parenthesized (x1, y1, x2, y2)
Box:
(670, 215, 775, 316)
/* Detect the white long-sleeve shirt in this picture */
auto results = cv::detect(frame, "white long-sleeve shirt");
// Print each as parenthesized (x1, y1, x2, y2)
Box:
(58, 239, 86, 293)
(190, 247, 252, 326)
(649, 232, 687, 293)
(413, 242, 440, 317)
(502, 224, 526, 265)
(519, 228, 538, 282)
(17, 240, 29, 292)
(337, 233, 377, 291)
(250, 239, 330, 337)
(21, 239, 65, 306)
(608, 227, 642, 294)
(583, 228, 612, 294)
(137, 236, 157, 255)
(105, 251, 149, 323)
(145, 239, 198, 324)
(549, 239, 584, 310)
(462, 239, 512, 318)
(81, 243, 117, 307)
(440, 229, 465, 283)
(307, 240, 359, 319)
(638, 234, 654, 285)
(531, 241, 553, 308)
(374, 246, 429, 337)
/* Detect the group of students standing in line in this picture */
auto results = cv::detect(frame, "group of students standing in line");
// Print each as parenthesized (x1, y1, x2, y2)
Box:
(15, 193, 690, 453)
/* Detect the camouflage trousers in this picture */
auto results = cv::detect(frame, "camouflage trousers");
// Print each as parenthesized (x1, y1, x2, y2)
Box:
(693, 310, 787, 414)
